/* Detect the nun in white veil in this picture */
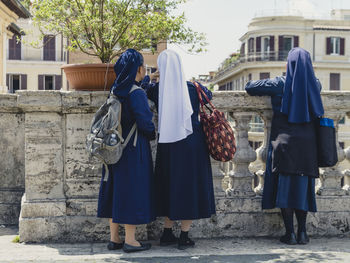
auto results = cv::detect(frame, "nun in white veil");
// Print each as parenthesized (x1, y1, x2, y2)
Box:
(142, 49, 216, 250)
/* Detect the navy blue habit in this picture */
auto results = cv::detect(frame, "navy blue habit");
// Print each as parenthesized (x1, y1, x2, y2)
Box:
(97, 49, 156, 224)
(142, 78, 216, 220)
(245, 48, 324, 212)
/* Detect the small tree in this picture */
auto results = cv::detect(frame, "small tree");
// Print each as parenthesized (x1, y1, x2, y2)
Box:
(28, 0, 207, 63)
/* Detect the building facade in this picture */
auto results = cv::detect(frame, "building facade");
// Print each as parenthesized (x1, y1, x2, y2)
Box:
(213, 10, 350, 92)
(212, 9, 350, 153)
(0, 0, 29, 93)
(6, 18, 68, 93)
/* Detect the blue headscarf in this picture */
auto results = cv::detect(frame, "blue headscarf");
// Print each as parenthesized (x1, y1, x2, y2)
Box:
(281, 47, 324, 123)
(110, 49, 144, 98)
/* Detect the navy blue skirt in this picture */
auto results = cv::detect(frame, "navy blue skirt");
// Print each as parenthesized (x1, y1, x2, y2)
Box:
(155, 127, 216, 220)
(262, 144, 317, 212)
(97, 135, 156, 224)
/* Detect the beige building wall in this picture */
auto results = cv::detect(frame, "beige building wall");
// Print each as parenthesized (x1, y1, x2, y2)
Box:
(6, 18, 67, 92)
(0, 1, 19, 93)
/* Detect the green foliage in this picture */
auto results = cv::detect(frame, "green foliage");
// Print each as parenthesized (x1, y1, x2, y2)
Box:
(20, 0, 32, 9)
(29, 0, 207, 63)
(12, 235, 20, 243)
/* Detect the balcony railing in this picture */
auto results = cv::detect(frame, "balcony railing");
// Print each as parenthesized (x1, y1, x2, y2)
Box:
(0, 91, 349, 242)
(214, 51, 290, 81)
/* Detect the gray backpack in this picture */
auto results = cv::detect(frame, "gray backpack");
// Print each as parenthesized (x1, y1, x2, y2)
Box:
(86, 85, 142, 178)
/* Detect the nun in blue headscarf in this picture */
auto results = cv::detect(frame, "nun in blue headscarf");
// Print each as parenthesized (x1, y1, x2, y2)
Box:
(97, 49, 156, 253)
(245, 47, 324, 245)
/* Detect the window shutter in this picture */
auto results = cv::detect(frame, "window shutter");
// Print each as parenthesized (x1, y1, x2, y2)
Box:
(44, 36, 56, 61)
(340, 38, 345, 55)
(248, 38, 254, 53)
(55, 75, 62, 90)
(293, 36, 299, 47)
(15, 35, 21, 60)
(21, 74, 27, 90)
(38, 75, 44, 90)
(256, 37, 261, 52)
(269, 36, 275, 51)
(326, 37, 332, 55)
(9, 36, 15, 59)
(260, 72, 270, 80)
(6, 74, 9, 88)
(278, 36, 284, 60)
(330, 73, 340, 90)
(240, 43, 245, 55)
(50, 36, 56, 61)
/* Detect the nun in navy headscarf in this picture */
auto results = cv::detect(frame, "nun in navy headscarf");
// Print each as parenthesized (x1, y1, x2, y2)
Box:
(97, 49, 156, 253)
(245, 47, 324, 245)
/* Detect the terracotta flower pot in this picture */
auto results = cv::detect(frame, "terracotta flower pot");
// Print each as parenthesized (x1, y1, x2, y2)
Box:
(61, 63, 115, 91)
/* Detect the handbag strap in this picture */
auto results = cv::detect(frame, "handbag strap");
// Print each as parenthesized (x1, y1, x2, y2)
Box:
(192, 81, 216, 114)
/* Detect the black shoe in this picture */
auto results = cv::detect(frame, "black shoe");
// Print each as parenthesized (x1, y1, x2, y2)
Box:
(160, 233, 178, 246)
(107, 241, 124, 250)
(123, 242, 152, 253)
(297, 232, 310, 245)
(178, 237, 195, 250)
(280, 233, 297, 245)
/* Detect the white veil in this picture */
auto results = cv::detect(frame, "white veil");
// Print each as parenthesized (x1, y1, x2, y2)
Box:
(157, 50, 193, 143)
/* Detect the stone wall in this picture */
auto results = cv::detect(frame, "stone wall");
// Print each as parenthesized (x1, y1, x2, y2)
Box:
(0, 94, 24, 226)
(0, 90, 349, 242)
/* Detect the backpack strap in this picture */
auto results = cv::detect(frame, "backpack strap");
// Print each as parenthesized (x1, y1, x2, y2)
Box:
(121, 85, 143, 148)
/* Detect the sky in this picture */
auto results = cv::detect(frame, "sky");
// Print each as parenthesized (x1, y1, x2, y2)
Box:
(168, 0, 350, 79)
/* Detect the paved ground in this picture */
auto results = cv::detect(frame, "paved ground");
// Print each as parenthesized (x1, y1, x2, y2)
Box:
(0, 226, 350, 263)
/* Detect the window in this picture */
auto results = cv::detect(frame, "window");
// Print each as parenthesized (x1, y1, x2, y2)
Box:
(8, 34, 21, 60)
(6, 74, 27, 93)
(330, 73, 340, 90)
(279, 35, 298, 60)
(45, 76, 54, 90)
(248, 73, 252, 81)
(326, 37, 345, 55)
(339, 117, 345, 124)
(260, 72, 270, 80)
(38, 75, 62, 90)
(248, 38, 254, 53)
(43, 35, 56, 61)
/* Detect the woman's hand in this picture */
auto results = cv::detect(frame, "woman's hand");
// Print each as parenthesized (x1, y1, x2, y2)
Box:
(150, 70, 160, 82)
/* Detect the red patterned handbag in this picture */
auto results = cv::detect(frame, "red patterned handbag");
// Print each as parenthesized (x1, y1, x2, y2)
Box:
(193, 82, 236, 162)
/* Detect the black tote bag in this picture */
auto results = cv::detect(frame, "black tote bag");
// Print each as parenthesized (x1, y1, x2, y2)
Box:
(316, 118, 338, 167)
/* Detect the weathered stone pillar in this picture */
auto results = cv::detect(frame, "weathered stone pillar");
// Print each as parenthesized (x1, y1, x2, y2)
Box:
(17, 91, 67, 242)
(226, 112, 256, 197)
(317, 112, 346, 196)
(0, 95, 25, 225)
(254, 110, 273, 195)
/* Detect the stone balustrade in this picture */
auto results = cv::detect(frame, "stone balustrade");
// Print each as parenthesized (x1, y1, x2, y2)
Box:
(0, 90, 349, 242)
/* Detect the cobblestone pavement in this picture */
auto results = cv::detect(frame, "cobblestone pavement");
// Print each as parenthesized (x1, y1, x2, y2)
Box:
(1, 226, 349, 263)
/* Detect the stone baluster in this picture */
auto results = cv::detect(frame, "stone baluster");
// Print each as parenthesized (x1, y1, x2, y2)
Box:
(253, 110, 273, 195)
(343, 146, 350, 194)
(226, 112, 257, 197)
(211, 159, 227, 196)
(317, 112, 346, 196)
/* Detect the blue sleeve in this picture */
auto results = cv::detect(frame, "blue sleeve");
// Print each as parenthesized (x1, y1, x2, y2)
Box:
(141, 75, 159, 105)
(245, 77, 284, 96)
(129, 90, 156, 140)
(188, 81, 212, 104)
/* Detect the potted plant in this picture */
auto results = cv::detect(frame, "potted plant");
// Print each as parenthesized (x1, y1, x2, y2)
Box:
(27, 0, 206, 91)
